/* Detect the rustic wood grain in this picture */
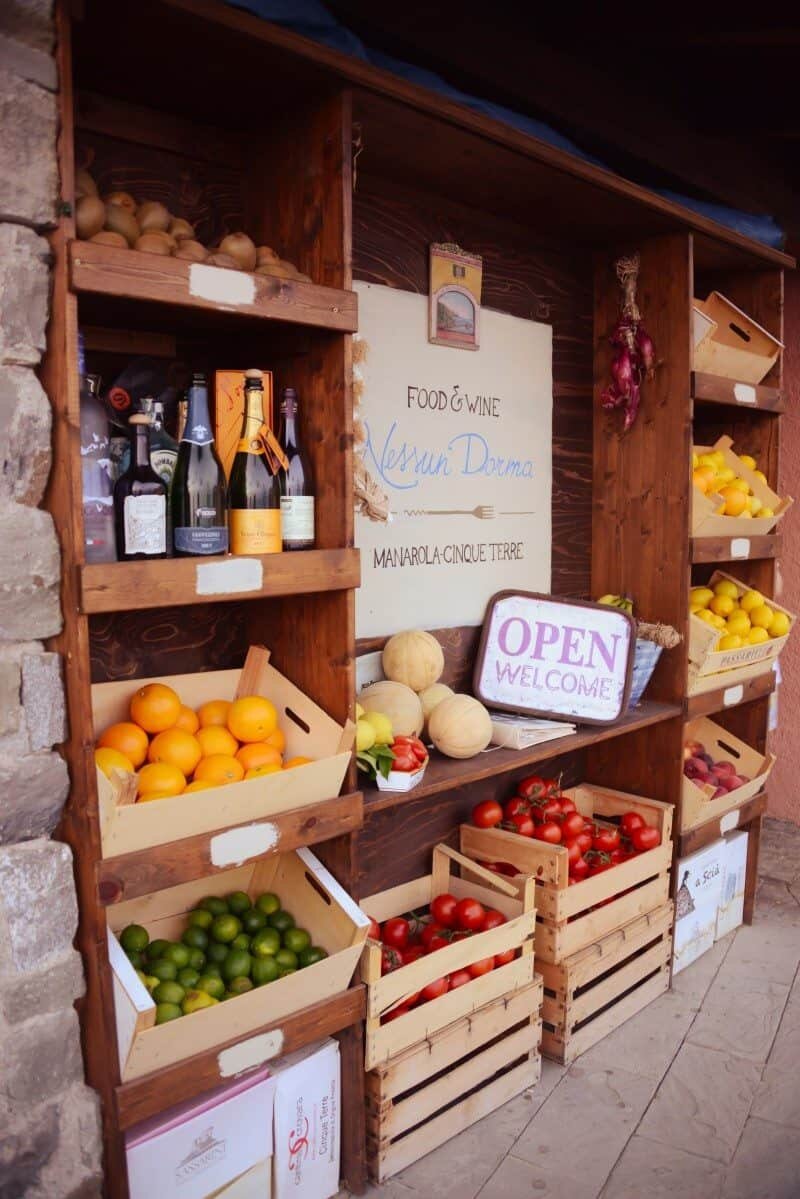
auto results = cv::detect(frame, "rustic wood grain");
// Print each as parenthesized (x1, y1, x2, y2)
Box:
(692, 371, 784, 414)
(691, 535, 781, 564)
(89, 603, 251, 683)
(685, 669, 776, 720)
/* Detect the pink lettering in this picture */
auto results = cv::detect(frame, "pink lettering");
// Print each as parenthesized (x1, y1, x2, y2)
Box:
(531, 622, 560, 661)
(498, 617, 530, 657)
(559, 626, 585, 666)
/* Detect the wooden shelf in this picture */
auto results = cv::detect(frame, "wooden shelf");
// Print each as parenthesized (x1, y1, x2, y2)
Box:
(96, 792, 363, 906)
(115, 984, 365, 1130)
(79, 548, 361, 614)
(678, 790, 767, 856)
(691, 371, 784, 413)
(69, 240, 359, 333)
(691, 534, 782, 563)
(685, 669, 775, 719)
(364, 702, 682, 813)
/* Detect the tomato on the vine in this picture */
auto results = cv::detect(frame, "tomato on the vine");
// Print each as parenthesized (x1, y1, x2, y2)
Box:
(404, 908, 431, 941)
(366, 916, 381, 941)
(537, 797, 563, 822)
(420, 977, 449, 1001)
(468, 957, 495, 978)
(620, 811, 645, 836)
(561, 812, 586, 840)
(570, 856, 589, 881)
(564, 838, 583, 867)
(448, 968, 472, 990)
(505, 812, 535, 838)
(431, 893, 458, 928)
(401, 945, 424, 965)
(421, 923, 449, 951)
(382, 917, 410, 949)
(472, 799, 503, 829)
(481, 909, 506, 931)
(575, 830, 593, 854)
(631, 825, 661, 852)
(504, 796, 530, 820)
(517, 775, 557, 801)
(381, 946, 403, 974)
(586, 850, 614, 875)
(558, 796, 577, 815)
(534, 821, 562, 844)
(592, 828, 621, 853)
(455, 898, 486, 931)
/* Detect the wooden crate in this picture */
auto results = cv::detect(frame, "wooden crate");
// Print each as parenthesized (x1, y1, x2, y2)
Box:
(360, 846, 536, 1068)
(460, 783, 673, 963)
(692, 435, 792, 537)
(693, 292, 782, 383)
(366, 981, 543, 1182)
(539, 902, 673, 1065)
(688, 570, 796, 679)
(682, 715, 774, 834)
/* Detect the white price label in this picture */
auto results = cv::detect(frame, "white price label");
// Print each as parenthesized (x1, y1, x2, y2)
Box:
(210, 822, 280, 868)
(720, 809, 740, 834)
(730, 538, 750, 559)
(190, 262, 255, 307)
(196, 557, 263, 595)
(733, 383, 757, 405)
(724, 684, 744, 707)
(218, 1029, 285, 1077)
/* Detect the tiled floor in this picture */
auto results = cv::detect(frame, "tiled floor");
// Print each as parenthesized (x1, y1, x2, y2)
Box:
(348, 817, 800, 1199)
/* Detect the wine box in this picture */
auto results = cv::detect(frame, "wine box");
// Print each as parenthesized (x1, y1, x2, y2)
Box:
(673, 840, 725, 974)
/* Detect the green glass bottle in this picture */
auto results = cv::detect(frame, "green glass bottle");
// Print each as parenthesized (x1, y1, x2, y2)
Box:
(171, 373, 228, 557)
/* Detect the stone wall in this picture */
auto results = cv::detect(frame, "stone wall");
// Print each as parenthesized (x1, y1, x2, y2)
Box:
(0, 3, 103, 1196)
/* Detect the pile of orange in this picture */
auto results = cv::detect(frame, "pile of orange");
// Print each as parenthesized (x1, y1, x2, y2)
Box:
(94, 683, 311, 803)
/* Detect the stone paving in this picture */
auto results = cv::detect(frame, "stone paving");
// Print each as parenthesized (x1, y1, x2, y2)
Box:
(347, 817, 800, 1199)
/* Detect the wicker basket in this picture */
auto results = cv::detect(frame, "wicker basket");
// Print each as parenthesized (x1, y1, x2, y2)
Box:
(628, 639, 662, 707)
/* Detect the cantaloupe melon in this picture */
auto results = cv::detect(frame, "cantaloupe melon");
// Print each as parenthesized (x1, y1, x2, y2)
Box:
(382, 629, 444, 692)
(358, 681, 423, 737)
(428, 694, 492, 759)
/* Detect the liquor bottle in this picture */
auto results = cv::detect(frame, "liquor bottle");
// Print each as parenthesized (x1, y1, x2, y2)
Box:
(172, 373, 228, 557)
(278, 387, 315, 551)
(228, 369, 282, 555)
(80, 372, 117, 563)
(148, 399, 178, 488)
(113, 414, 168, 560)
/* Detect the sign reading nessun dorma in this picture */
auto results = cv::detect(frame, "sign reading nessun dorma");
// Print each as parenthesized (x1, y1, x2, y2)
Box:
(354, 282, 552, 638)
(474, 592, 636, 724)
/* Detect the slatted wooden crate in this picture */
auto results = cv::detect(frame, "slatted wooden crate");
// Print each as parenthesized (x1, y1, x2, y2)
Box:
(538, 902, 673, 1065)
(366, 981, 543, 1182)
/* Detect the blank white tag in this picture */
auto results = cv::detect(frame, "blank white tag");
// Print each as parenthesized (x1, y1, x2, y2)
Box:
(196, 557, 263, 595)
(724, 684, 744, 706)
(356, 651, 385, 690)
(190, 263, 255, 307)
(730, 538, 750, 559)
(218, 1029, 284, 1077)
(733, 383, 756, 405)
(720, 809, 740, 834)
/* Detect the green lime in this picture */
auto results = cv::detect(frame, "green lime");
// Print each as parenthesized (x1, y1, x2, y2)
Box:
(211, 914, 242, 944)
(251, 928, 281, 959)
(299, 946, 328, 968)
(153, 980, 186, 1006)
(199, 896, 229, 916)
(278, 966, 296, 978)
(188, 948, 206, 972)
(222, 949, 252, 982)
(135, 969, 148, 986)
(202, 963, 222, 980)
(188, 908, 214, 931)
(147, 939, 170, 962)
(226, 891, 252, 916)
(150, 959, 178, 983)
(275, 947, 298, 973)
(144, 975, 160, 994)
(231, 933, 251, 952)
(163, 943, 191, 969)
(206, 941, 228, 965)
(268, 910, 295, 935)
(177, 967, 200, 989)
(182, 989, 218, 1014)
(252, 956, 280, 986)
(155, 1002, 183, 1024)
(195, 974, 225, 1000)
(256, 892, 281, 917)
(227, 976, 254, 996)
(126, 949, 146, 970)
(241, 909, 267, 935)
(120, 924, 149, 954)
(283, 927, 311, 955)
(182, 926, 209, 952)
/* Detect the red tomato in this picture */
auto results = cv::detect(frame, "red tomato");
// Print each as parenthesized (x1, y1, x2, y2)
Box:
(562, 812, 586, 840)
(391, 748, 419, 772)
(564, 838, 583, 867)
(366, 916, 381, 941)
(481, 909, 506, 931)
(472, 799, 503, 829)
(570, 856, 589, 881)
(586, 850, 613, 875)
(381, 1004, 409, 1023)
(420, 977, 449, 1002)
(448, 968, 472, 990)
(534, 821, 562, 844)
(382, 917, 410, 949)
(620, 811, 645, 836)
(576, 830, 593, 854)
(404, 908, 430, 940)
(451, 929, 473, 942)
(609, 847, 625, 865)
(558, 797, 577, 815)
(431, 893, 459, 928)
(504, 796, 530, 820)
(381, 946, 403, 974)
(631, 825, 661, 852)
(468, 957, 495, 978)
(401, 945, 424, 965)
(537, 797, 563, 822)
(494, 947, 516, 967)
(517, 775, 557, 801)
(455, 898, 486, 931)
(421, 923, 450, 952)
(592, 828, 621, 853)
(505, 812, 535, 838)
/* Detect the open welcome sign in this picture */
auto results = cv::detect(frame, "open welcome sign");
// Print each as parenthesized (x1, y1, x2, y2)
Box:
(474, 591, 636, 724)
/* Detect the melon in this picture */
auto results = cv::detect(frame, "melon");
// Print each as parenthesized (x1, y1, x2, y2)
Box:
(382, 629, 444, 692)
(428, 694, 492, 759)
(358, 681, 423, 737)
(418, 682, 454, 736)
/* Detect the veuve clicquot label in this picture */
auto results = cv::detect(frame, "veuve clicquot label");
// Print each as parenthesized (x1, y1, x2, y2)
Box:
(229, 509, 281, 554)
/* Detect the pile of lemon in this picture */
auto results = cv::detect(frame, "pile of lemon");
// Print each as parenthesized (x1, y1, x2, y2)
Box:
(94, 682, 311, 802)
(691, 579, 790, 652)
(692, 448, 773, 519)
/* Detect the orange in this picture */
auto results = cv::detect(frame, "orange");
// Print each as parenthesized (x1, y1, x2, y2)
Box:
(95, 747, 135, 778)
(136, 790, 179, 803)
(718, 486, 747, 517)
(183, 779, 221, 793)
(245, 764, 282, 779)
(227, 696, 278, 743)
(197, 699, 231, 728)
(194, 755, 245, 785)
(264, 727, 286, 754)
(283, 756, 312, 769)
(174, 705, 200, 735)
(196, 725, 239, 758)
(137, 761, 185, 798)
(236, 743, 283, 771)
(97, 721, 149, 768)
(130, 683, 182, 733)
(692, 465, 716, 494)
(148, 728, 202, 776)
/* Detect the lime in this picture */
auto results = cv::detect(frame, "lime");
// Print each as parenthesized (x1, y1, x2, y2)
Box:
(126, 949, 146, 970)
(278, 966, 296, 978)
(206, 942, 228, 965)
(147, 939, 170, 961)
(252, 956, 280, 986)
(256, 892, 281, 917)
(275, 947, 298, 973)
(231, 933, 251, 952)
(163, 943, 191, 969)
(299, 946, 328, 968)
(153, 980, 186, 1006)
(211, 914, 242, 944)
(188, 948, 206, 972)
(202, 963, 222, 980)
(195, 974, 225, 1000)
(199, 896, 229, 916)
(182, 926, 209, 952)
(268, 910, 295, 935)
(251, 928, 281, 959)
(150, 959, 178, 983)
(144, 975, 160, 994)
(182, 989, 219, 1014)
(227, 976, 254, 996)
(177, 967, 200, 990)
(226, 891, 251, 916)
(135, 969, 148, 986)
(155, 1002, 183, 1024)
(187, 908, 214, 931)
(283, 927, 311, 955)
(120, 924, 149, 955)
(241, 909, 267, 935)
(222, 949, 252, 982)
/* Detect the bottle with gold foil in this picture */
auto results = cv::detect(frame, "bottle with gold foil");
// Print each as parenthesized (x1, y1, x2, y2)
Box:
(227, 369, 282, 555)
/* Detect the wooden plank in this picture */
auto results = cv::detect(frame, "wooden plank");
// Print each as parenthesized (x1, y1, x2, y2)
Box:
(678, 791, 768, 857)
(79, 547, 361, 614)
(692, 371, 784, 413)
(96, 792, 364, 904)
(691, 535, 782, 563)
(540, 874, 671, 963)
(554, 939, 670, 1026)
(115, 985, 365, 1130)
(744, 813, 763, 925)
(76, 88, 245, 166)
(536, 902, 674, 993)
(69, 240, 359, 332)
(336, 1020, 367, 1197)
(542, 966, 669, 1065)
(686, 667, 776, 718)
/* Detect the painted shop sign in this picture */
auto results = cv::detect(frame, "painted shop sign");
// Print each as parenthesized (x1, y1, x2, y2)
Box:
(474, 592, 636, 724)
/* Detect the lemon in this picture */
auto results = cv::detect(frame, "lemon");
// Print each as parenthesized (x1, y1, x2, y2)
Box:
(748, 495, 761, 515)
(729, 477, 750, 493)
(740, 589, 764, 613)
(750, 605, 774, 630)
(713, 580, 739, 599)
(768, 611, 790, 638)
(717, 467, 735, 484)
(709, 594, 735, 617)
(697, 453, 717, 468)
(748, 627, 770, 645)
(695, 609, 717, 626)
(753, 470, 768, 484)
(355, 718, 376, 752)
(692, 452, 699, 469)
(362, 711, 393, 745)
(355, 702, 364, 720)
(709, 450, 726, 467)
(690, 604, 702, 615)
(739, 508, 753, 519)
(726, 611, 751, 636)
(739, 454, 757, 470)
(718, 634, 742, 651)
(757, 506, 774, 519)
(691, 587, 714, 608)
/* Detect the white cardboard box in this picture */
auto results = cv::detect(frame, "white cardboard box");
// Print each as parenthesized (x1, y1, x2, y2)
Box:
(271, 1038, 340, 1199)
(125, 1068, 275, 1199)
(673, 840, 725, 974)
(716, 830, 749, 940)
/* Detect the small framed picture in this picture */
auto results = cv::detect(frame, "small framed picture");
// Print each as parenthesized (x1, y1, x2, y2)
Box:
(429, 243, 483, 350)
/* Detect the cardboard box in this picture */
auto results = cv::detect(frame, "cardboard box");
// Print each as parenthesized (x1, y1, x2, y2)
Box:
(126, 1067, 275, 1199)
(681, 716, 774, 833)
(215, 370, 273, 481)
(688, 571, 795, 680)
(692, 435, 792, 537)
(673, 840, 724, 974)
(271, 1038, 340, 1199)
(716, 830, 749, 940)
(693, 292, 782, 384)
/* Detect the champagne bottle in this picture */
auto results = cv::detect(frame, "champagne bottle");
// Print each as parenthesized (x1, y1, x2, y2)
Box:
(113, 414, 168, 560)
(228, 370, 282, 555)
(171, 373, 228, 557)
(278, 387, 315, 550)
(80, 372, 116, 563)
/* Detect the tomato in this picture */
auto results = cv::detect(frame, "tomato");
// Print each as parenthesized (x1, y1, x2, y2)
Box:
(585, 850, 613, 875)
(564, 838, 583, 867)
(592, 828, 621, 853)
(451, 929, 473, 942)
(631, 825, 661, 852)
(420, 977, 449, 1002)
(394, 736, 428, 763)
(609, 847, 625, 865)
(448, 968, 472, 990)
(575, 830, 593, 854)
(537, 797, 563, 822)
(381, 1004, 409, 1023)
(421, 923, 449, 951)
(505, 812, 535, 838)
(455, 898, 486, 931)
(382, 917, 410, 949)
(494, 947, 516, 967)
(558, 797, 577, 815)
(480, 909, 506, 931)
(561, 812, 586, 840)
(570, 856, 589, 881)
(381, 946, 403, 974)
(504, 796, 530, 820)
(404, 908, 431, 941)
(620, 811, 645, 836)
(468, 957, 495, 978)
(401, 945, 425, 965)
(366, 916, 381, 941)
(431, 893, 458, 928)
(391, 748, 419, 772)
(534, 821, 562, 844)
(472, 799, 503, 829)
(517, 775, 557, 801)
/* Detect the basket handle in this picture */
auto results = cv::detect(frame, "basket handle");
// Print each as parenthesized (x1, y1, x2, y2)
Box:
(434, 844, 520, 897)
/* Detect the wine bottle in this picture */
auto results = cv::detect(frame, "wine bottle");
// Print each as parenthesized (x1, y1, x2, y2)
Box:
(172, 373, 228, 557)
(228, 370, 282, 555)
(113, 414, 168, 560)
(80, 371, 117, 563)
(278, 387, 315, 551)
(148, 399, 178, 487)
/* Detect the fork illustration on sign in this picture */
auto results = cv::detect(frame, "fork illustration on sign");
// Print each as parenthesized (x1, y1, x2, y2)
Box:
(402, 506, 534, 519)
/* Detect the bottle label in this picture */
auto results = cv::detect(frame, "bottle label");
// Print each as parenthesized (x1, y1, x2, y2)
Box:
(280, 496, 315, 546)
(229, 509, 281, 555)
(237, 435, 264, 455)
(124, 494, 166, 555)
(174, 525, 228, 555)
(151, 447, 177, 486)
(183, 421, 214, 446)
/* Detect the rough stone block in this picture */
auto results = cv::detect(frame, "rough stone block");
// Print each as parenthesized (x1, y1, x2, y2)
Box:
(0, 659, 20, 736)
(0, 947, 84, 1023)
(0, 1, 54, 55)
(0, 503, 61, 641)
(0, 65, 57, 225)
(0, 224, 50, 365)
(21, 651, 64, 750)
(0, 367, 52, 505)
(1, 1006, 84, 1105)
(25, 1082, 103, 1199)
(0, 1101, 58, 1198)
(0, 748, 68, 844)
(0, 31, 55, 92)
(0, 839, 77, 972)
